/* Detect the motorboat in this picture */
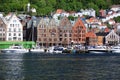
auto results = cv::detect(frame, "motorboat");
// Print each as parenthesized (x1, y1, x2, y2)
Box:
(47, 46, 65, 54)
(30, 46, 45, 53)
(1, 44, 29, 53)
(111, 45, 120, 53)
(87, 46, 109, 54)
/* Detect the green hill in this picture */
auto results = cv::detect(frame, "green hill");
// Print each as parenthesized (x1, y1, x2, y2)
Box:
(0, 0, 120, 16)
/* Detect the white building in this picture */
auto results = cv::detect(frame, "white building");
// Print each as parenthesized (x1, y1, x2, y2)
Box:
(53, 8, 96, 20)
(105, 30, 120, 45)
(111, 5, 120, 12)
(5, 13, 23, 41)
(80, 9, 96, 17)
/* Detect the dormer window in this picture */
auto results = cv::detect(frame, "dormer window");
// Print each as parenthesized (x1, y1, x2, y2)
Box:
(13, 20, 16, 23)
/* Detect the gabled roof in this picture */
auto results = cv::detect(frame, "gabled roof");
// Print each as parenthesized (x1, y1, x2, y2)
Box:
(86, 31, 96, 38)
(59, 16, 72, 28)
(73, 17, 86, 30)
(0, 17, 7, 25)
(5, 13, 15, 21)
(104, 28, 110, 32)
(38, 17, 50, 26)
(96, 32, 109, 36)
(49, 18, 57, 27)
(56, 9, 63, 14)
(106, 29, 119, 38)
(27, 17, 40, 29)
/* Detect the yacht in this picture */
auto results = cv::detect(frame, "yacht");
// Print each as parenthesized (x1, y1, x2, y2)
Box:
(1, 44, 29, 53)
(87, 46, 109, 54)
(111, 45, 120, 53)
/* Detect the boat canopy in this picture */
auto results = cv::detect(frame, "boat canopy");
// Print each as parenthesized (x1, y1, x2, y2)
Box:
(0, 41, 35, 49)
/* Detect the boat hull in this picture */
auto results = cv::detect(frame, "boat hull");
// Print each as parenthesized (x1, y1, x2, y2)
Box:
(30, 49, 45, 53)
(1, 49, 28, 53)
(88, 49, 109, 54)
(111, 50, 120, 53)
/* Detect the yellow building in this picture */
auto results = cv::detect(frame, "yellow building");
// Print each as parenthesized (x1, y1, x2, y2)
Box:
(96, 32, 109, 46)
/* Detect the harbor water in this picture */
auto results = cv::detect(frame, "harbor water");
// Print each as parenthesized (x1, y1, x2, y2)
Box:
(0, 52, 120, 80)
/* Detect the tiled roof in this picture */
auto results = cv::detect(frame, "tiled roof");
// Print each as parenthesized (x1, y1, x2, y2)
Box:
(85, 31, 96, 38)
(104, 28, 110, 32)
(96, 32, 109, 36)
(99, 9, 104, 12)
(73, 18, 86, 30)
(56, 9, 63, 14)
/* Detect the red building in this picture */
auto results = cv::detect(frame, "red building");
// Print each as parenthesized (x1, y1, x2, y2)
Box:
(72, 17, 86, 45)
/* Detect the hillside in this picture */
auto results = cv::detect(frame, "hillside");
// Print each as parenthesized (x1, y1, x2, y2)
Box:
(0, 0, 120, 16)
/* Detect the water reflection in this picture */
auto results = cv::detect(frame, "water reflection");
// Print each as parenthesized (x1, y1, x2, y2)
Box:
(0, 53, 24, 80)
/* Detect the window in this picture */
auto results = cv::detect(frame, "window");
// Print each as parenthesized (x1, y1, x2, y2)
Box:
(44, 34, 46, 37)
(3, 33, 5, 36)
(0, 33, 2, 36)
(0, 23, 3, 27)
(39, 38, 41, 41)
(49, 38, 52, 41)
(10, 24, 12, 27)
(9, 33, 11, 36)
(59, 34, 62, 37)
(14, 33, 16, 36)
(18, 38, 21, 40)
(9, 28, 11, 32)
(0, 29, 2, 31)
(44, 29, 46, 32)
(13, 37, 17, 40)
(65, 34, 67, 37)
(54, 38, 57, 41)
(0, 38, 2, 41)
(18, 28, 21, 32)
(13, 20, 16, 22)
(18, 33, 21, 36)
(15, 24, 17, 27)
(14, 28, 16, 32)
(69, 34, 71, 37)
(59, 38, 62, 41)
(8, 38, 12, 40)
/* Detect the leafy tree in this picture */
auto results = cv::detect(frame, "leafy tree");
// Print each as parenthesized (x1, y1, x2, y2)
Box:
(0, 0, 120, 16)
(114, 17, 120, 23)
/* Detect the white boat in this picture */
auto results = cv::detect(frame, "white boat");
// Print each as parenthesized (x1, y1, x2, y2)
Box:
(88, 46, 109, 54)
(1, 44, 29, 53)
(47, 46, 65, 54)
(111, 45, 120, 53)
(30, 46, 45, 53)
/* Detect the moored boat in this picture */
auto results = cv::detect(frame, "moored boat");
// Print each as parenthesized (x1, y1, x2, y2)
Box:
(30, 46, 45, 53)
(87, 46, 109, 54)
(47, 46, 65, 54)
(1, 44, 29, 53)
(111, 45, 120, 53)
